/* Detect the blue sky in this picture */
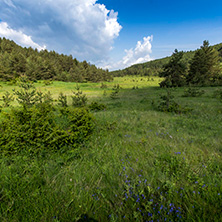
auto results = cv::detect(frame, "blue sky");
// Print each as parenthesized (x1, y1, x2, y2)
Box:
(0, 0, 222, 70)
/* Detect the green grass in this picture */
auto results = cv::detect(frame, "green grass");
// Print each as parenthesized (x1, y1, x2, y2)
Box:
(0, 76, 222, 221)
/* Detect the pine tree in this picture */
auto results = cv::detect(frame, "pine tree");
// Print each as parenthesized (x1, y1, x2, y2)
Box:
(187, 40, 221, 86)
(159, 49, 187, 87)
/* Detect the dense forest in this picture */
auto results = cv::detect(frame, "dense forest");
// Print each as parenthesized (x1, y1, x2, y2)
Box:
(112, 42, 222, 78)
(0, 37, 113, 82)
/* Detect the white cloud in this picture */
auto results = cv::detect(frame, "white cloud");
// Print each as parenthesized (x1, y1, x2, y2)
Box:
(0, 0, 122, 62)
(101, 35, 153, 70)
(0, 22, 46, 50)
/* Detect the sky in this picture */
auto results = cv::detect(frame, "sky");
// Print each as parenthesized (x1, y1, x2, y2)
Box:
(0, 0, 222, 71)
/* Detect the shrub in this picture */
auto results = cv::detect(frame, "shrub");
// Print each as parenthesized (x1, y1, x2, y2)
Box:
(71, 85, 87, 107)
(100, 83, 108, 88)
(88, 101, 106, 111)
(156, 90, 192, 114)
(43, 80, 53, 86)
(13, 76, 37, 107)
(58, 92, 68, 107)
(110, 84, 120, 99)
(1, 91, 14, 107)
(182, 87, 205, 97)
(0, 105, 95, 155)
(213, 89, 222, 102)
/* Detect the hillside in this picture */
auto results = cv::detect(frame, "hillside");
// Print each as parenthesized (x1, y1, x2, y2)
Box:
(0, 37, 112, 82)
(112, 42, 222, 77)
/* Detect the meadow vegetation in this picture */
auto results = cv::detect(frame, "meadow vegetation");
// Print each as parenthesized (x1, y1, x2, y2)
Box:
(0, 76, 221, 221)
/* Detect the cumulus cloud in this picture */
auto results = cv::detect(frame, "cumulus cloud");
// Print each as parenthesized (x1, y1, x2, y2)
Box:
(101, 35, 153, 70)
(0, 0, 122, 62)
(0, 22, 46, 50)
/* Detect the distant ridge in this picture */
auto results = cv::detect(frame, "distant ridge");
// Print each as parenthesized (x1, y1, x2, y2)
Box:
(111, 42, 222, 77)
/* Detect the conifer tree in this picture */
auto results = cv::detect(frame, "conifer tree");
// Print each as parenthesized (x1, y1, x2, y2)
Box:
(159, 49, 186, 87)
(187, 40, 221, 85)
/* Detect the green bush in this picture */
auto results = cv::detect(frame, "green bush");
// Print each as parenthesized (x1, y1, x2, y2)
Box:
(43, 80, 53, 86)
(0, 105, 95, 155)
(100, 83, 108, 88)
(58, 92, 68, 107)
(213, 88, 222, 102)
(182, 87, 205, 97)
(1, 91, 14, 107)
(156, 90, 192, 114)
(110, 84, 120, 99)
(88, 101, 107, 111)
(71, 85, 87, 107)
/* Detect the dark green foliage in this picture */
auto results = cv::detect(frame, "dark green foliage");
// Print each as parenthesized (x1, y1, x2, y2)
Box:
(159, 49, 187, 87)
(13, 76, 37, 107)
(71, 86, 87, 107)
(88, 101, 106, 111)
(182, 87, 205, 97)
(110, 84, 120, 99)
(1, 91, 14, 107)
(0, 105, 94, 154)
(187, 40, 222, 86)
(156, 90, 192, 114)
(58, 92, 68, 107)
(100, 83, 108, 88)
(213, 89, 222, 102)
(0, 37, 112, 82)
(43, 80, 53, 86)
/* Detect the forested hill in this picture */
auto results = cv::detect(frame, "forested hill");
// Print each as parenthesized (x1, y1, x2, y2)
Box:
(111, 42, 222, 77)
(0, 37, 112, 82)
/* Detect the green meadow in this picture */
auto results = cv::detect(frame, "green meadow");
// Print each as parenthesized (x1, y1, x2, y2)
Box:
(0, 76, 222, 221)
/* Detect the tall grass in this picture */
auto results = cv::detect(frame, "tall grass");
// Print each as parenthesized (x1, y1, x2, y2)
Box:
(0, 76, 221, 221)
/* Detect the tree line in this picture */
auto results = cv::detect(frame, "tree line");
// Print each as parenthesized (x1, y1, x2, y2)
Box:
(0, 37, 113, 82)
(160, 41, 222, 87)
(112, 41, 222, 87)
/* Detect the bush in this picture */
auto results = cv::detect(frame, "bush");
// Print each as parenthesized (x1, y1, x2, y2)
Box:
(58, 92, 68, 107)
(213, 89, 222, 102)
(156, 90, 192, 114)
(88, 101, 106, 111)
(1, 91, 14, 107)
(43, 80, 53, 86)
(182, 87, 205, 97)
(110, 84, 120, 99)
(0, 105, 95, 155)
(100, 83, 108, 88)
(71, 85, 87, 107)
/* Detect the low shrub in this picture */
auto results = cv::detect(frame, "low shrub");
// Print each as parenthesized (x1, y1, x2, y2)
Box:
(0, 105, 95, 155)
(182, 87, 205, 97)
(71, 85, 87, 107)
(155, 90, 192, 114)
(58, 92, 68, 107)
(88, 101, 106, 111)
(110, 84, 121, 99)
(213, 88, 222, 102)
(1, 91, 14, 107)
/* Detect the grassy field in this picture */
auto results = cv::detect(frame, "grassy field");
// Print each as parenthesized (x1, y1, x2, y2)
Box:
(0, 76, 222, 221)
